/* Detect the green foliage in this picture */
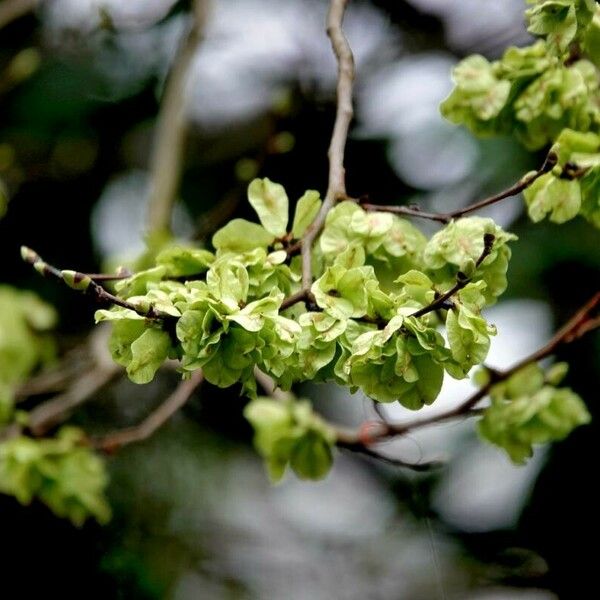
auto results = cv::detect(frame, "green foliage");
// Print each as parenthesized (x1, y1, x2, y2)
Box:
(90, 175, 524, 479)
(523, 128, 600, 226)
(212, 219, 274, 253)
(0, 290, 110, 525)
(525, 173, 581, 223)
(423, 217, 517, 304)
(583, 5, 600, 66)
(446, 281, 497, 376)
(442, 43, 600, 152)
(244, 397, 335, 481)
(127, 328, 172, 384)
(441, 0, 600, 229)
(97, 182, 515, 415)
(9, 0, 596, 501)
(91, 146, 594, 478)
(477, 363, 590, 463)
(0, 286, 57, 423)
(292, 190, 322, 237)
(525, 1, 587, 52)
(0, 427, 111, 526)
(247, 177, 289, 237)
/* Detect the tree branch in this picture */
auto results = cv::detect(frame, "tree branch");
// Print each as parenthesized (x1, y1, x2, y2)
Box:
(342, 443, 444, 472)
(146, 0, 208, 237)
(410, 233, 495, 318)
(78, 269, 132, 282)
(28, 364, 120, 436)
(335, 290, 600, 453)
(280, 288, 314, 311)
(253, 366, 295, 401)
(21, 246, 165, 319)
(504, 290, 600, 373)
(298, 0, 354, 293)
(16, 351, 91, 400)
(362, 151, 558, 224)
(0, 0, 38, 31)
(93, 370, 204, 451)
(0, 327, 119, 441)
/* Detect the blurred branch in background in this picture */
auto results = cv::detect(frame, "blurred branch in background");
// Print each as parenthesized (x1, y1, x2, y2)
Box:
(93, 369, 204, 451)
(146, 0, 209, 238)
(0, 0, 38, 31)
(27, 362, 120, 436)
(0, 326, 120, 442)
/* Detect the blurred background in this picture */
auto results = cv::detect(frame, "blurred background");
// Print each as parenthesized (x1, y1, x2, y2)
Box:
(1, 0, 599, 598)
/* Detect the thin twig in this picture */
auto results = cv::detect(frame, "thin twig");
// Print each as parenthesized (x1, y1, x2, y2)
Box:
(93, 370, 204, 451)
(281, 0, 354, 309)
(15, 329, 102, 401)
(16, 371, 72, 398)
(298, 0, 354, 292)
(341, 443, 444, 472)
(360, 204, 452, 224)
(146, 0, 208, 236)
(362, 151, 558, 224)
(323, 0, 354, 204)
(81, 270, 132, 282)
(16, 358, 89, 400)
(21, 327, 119, 435)
(505, 290, 600, 373)
(253, 367, 293, 401)
(21, 246, 164, 319)
(410, 233, 495, 318)
(280, 288, 313, 311)
(1, 327, 117, 440)
(336, 291, 600, 450)
(27, 364, 121, 436)
(0, 0, 38, 30)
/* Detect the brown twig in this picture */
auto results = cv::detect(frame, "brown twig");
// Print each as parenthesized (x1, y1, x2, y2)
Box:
(93, 370, 204, 451)
(360, 204, 452, 224)
(410, 233, 495, 319)
(23, 327, 120, 436)
(27, 364, 121, 436)
(0, 0, 38, 30)
(280, 288, 313, 311)
(21, 246, 164, 319)
(15, 348, 93, 400)
(280, 0, 354, 309)
(0, 327, 117, 441)
(362, 151, 558, 224)
(80, 270, 132, 282)
(16, 370, 74, 399)
(253, 367, 293, 401)
(298, 0, 354, 292)
(343, 443, 444, 472)
(146, 0, 208, 236)
(335, 290, 600, 452)
(505, 291, 600, 373)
